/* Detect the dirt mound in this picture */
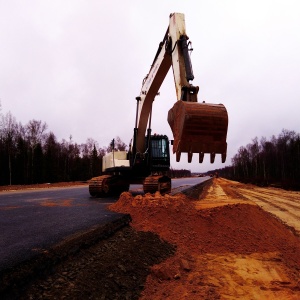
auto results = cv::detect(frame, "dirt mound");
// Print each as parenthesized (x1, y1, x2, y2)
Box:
(110, 191, 188, 211)
(112, 191, 300, 259)
(109, 189, 300, 299)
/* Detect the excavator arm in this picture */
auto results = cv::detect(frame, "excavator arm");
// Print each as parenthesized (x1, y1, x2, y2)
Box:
(134, 13, 228, 164)
(134, 29, 171, 155)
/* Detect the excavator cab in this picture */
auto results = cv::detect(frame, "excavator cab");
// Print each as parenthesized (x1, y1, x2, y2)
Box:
(148, 135, 170, 171)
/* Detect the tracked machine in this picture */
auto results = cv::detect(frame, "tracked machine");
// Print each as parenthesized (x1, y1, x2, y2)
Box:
(89, 13, 228, 197)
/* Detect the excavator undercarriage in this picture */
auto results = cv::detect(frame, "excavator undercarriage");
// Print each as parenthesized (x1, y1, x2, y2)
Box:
(89, 174, 171, 197)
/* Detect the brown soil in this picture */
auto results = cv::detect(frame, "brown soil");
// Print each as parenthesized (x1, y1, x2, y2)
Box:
(110, 181, 300, 299)
(3, 178, 300, 299)
(0, 182, 86, 192)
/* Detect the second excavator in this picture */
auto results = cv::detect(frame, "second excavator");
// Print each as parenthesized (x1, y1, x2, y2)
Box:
(89, 12, 228, 197)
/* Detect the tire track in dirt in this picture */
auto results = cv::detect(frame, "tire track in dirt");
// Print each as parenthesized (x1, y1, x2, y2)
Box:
(217, 178, 300, 235)
(238, 188, 300, 212)
(235, 187, 300, 235)
(242, 188, 300, 208)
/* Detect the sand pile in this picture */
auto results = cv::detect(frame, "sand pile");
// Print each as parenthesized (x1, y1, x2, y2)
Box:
(109, 189, 300, 299)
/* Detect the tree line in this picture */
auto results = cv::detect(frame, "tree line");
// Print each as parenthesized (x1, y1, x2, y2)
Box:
(0, 109, 128, 185)
(0, 109, 191, 186)
(218, 129, 300, 190)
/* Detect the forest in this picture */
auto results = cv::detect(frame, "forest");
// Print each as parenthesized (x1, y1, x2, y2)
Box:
(0, 110, 191, 186)
(0, 111, 103, 185)
(3, 105, 299, 189)
(218, 129, 300, 190)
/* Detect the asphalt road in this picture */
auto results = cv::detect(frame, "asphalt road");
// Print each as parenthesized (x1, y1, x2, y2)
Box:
(0, 186, 123, 271)
(0, 177, 209, 272)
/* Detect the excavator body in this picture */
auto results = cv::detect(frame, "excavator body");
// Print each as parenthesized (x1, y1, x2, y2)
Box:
(88, 12, 228, 197)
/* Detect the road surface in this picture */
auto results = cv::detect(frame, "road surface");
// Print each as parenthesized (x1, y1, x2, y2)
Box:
(0, 176, 209, 273)
(0, 186, 126, 271)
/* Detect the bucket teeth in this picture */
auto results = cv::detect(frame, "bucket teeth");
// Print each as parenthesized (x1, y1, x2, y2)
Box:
(188, 152, 193, 163)
(210, 153, 216, 164)
(176, 151, 181, 162)
(221, 152, 227, 163)
(199, 152, 204, 163)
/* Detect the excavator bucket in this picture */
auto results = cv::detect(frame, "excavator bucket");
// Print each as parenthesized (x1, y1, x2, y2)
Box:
(167, 101, 228, 163)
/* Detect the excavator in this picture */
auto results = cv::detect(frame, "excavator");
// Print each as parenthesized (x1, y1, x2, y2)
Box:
(89, 13, 228, 197)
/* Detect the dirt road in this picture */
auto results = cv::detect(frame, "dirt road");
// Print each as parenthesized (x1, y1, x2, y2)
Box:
(3, 178, 300, 299)
(221, 178, 300, 235)
(188, 178, 300, 299)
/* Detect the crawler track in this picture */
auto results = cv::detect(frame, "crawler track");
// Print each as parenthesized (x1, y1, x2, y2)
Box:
(89, 175, 112, 197)
(89, 175, 129, 197)
(143, 175, 171, 194)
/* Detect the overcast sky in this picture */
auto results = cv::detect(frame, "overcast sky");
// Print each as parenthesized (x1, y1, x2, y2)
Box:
(1, 1, 300, 172)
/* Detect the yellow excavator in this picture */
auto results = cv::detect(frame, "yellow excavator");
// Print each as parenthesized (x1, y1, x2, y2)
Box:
(89, 13, 228, 197)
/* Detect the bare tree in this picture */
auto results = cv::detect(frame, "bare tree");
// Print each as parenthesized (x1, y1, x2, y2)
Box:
(106, 136, 127, 152)
(1, 112, 17, 185)
(26, 120, 48, 148)
(86, 138, 99, 155)
(25, 120, 48, 183)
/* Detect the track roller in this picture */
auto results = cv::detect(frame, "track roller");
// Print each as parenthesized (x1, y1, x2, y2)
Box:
(143, 175, 171, 194)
